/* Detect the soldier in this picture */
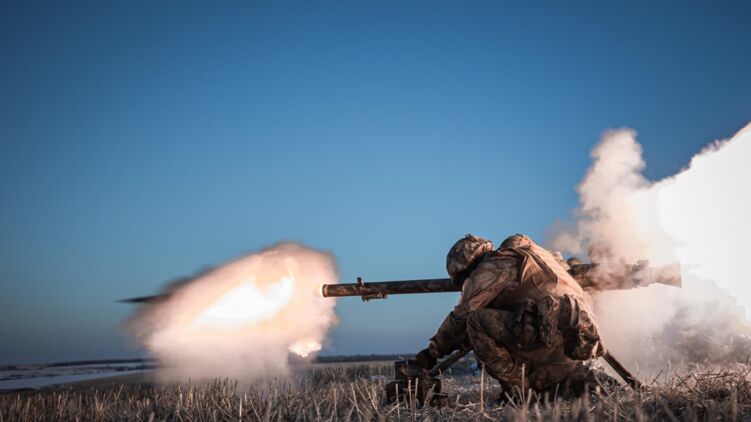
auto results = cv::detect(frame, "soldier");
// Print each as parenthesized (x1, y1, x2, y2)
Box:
(415, 234, 606, 395)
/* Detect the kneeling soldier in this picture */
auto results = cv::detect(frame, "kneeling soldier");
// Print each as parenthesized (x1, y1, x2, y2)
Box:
(415, 234, 606, 394)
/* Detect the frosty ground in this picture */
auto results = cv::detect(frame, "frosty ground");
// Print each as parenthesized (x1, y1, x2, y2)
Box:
(2, 358, 750, 421)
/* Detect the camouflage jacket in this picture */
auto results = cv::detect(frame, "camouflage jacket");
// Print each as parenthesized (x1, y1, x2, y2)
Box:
(428, 235, 605, 362)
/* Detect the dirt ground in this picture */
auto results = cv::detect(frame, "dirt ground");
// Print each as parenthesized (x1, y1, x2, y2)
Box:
(2, 359, 750, 421)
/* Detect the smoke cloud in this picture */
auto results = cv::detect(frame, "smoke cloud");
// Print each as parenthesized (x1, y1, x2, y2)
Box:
(127, 243, 338, 381)
(551, 123, 751, 370)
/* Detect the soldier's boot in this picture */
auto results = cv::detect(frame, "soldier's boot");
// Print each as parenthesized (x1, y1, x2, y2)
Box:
(466, 308, 530, 389)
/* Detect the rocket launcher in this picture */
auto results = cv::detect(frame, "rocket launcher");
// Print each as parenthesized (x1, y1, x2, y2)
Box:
(322, 261, 681, 301)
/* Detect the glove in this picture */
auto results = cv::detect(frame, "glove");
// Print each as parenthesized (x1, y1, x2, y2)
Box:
(414, 348, 437, 370)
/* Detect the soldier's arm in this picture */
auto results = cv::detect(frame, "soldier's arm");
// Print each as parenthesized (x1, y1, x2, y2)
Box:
(427, 255, 519, 359)
(427, 306, 471, 359)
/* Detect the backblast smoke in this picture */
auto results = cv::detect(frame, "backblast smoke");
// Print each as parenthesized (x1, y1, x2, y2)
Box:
(551, 123, 751, 371)
(126, 243, 338, 381)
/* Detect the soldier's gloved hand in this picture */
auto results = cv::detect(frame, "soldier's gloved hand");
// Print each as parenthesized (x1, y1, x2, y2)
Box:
(414, 348, 437, 370)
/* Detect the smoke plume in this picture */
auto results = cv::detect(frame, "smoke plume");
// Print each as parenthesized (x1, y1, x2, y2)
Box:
(551, 123, 751, 370)
(127, 243, 338, 381)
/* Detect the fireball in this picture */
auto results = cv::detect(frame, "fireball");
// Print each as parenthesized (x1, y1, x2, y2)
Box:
(127, 243, 338, 380)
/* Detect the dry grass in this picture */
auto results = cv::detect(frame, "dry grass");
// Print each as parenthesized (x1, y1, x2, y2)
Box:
(2, 361, 751, 421)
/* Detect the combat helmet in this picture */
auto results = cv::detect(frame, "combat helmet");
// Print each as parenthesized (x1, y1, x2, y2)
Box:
(446, 234, 493, 286)
(500, 233, 534, 249)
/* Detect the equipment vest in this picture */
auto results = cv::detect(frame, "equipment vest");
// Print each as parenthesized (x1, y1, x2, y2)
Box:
(488, 241, 587, 310)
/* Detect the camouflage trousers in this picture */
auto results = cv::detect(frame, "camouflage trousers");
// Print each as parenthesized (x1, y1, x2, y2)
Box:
(466, 308, 582, 391)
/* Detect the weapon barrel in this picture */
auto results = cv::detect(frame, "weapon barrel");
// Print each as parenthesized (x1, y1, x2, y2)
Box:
(321, 278, 458, 300)
(321, 262, 681, 301)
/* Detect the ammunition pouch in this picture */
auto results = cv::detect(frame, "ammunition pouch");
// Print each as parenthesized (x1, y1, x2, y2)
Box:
(536, 294, 603, 360)
(516, 300, 539, 348)
(557, 295, 603, 360)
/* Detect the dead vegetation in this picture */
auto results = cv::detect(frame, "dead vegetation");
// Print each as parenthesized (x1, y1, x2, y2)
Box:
(2, 361, 751, 421)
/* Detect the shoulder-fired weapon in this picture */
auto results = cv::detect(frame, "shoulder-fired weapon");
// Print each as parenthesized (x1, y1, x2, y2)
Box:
(321, 261, 681, 301)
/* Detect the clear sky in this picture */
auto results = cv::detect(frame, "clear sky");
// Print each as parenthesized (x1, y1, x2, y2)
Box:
(1, 1, 749, 364)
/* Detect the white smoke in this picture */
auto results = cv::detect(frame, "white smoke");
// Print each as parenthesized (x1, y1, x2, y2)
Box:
(127, 243, 338, 381)
(551, 123, 751, 370)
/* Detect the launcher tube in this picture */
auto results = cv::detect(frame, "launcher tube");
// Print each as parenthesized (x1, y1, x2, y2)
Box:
(321, 278, 458, 300)
(321, 262, 681, 301)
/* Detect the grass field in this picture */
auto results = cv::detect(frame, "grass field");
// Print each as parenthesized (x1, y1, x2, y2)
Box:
(2, 360, 750, 421)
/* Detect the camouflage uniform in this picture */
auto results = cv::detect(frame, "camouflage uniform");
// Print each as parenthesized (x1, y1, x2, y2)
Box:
(426, 234, 605, 391)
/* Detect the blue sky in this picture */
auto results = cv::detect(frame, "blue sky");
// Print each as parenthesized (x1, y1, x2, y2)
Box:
(1, 1, 749, 364)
